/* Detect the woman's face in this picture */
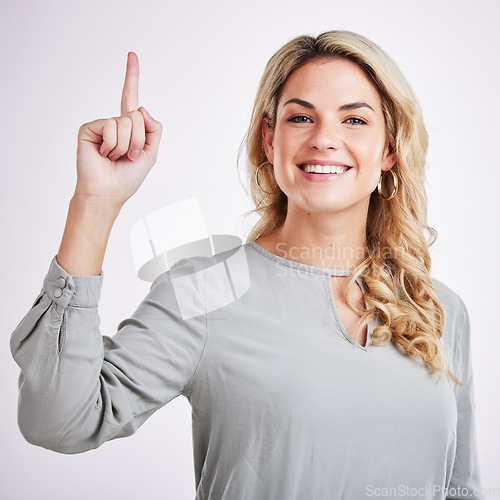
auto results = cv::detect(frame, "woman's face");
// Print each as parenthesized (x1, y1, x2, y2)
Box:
(262, 57, 395, 218)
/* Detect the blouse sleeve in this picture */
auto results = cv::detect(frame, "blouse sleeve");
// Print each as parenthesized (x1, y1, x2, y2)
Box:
(446, 296, 483, 499)
(10, 257, 207, 454)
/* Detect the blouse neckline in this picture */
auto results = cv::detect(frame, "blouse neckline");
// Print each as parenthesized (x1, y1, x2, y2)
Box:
(246, 241, 354, 278)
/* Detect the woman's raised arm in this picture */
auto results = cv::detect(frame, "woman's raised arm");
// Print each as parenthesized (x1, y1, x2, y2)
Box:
(57, 52, 162, 276)
(10, 57, 208, 453)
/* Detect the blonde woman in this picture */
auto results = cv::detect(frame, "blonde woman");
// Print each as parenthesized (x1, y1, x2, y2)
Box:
(11, 31, 482, 499)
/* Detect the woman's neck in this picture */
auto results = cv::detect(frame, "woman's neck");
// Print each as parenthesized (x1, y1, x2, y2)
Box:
(256, 205, 368, 271)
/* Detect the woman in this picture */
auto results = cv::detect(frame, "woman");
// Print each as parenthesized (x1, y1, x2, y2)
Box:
(11, 31, 482, 499)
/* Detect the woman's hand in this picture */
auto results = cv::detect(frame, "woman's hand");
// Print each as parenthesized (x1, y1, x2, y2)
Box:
(57, 53, 162, 276)
(75, 52, 162, 208)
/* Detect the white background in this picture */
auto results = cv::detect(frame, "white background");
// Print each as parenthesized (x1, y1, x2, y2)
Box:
(1, 0, 499, 498)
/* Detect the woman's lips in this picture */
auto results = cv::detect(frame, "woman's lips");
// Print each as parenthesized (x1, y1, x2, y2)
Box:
(300, 164, 350, 174)
(297, 161, 352, 181)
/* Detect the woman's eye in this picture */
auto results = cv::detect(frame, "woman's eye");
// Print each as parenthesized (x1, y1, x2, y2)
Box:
(288, 115, 312, 124)
(344, 117, 367, 125)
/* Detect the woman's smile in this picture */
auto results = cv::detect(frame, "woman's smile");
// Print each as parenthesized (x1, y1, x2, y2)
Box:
(297, 159, 353, 181)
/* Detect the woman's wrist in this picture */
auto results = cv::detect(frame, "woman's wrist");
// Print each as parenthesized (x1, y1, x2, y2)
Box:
(71, 189, 125, 217)
(56, 194, 122, 276)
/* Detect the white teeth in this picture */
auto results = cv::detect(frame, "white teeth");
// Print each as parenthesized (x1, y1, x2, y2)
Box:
(302, 164, 348, 174)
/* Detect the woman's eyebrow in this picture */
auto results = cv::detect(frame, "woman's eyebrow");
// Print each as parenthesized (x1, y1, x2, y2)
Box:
(283, 99, 375, 112)
(338, 102, 374, 112)
(283, 98, 315, 109)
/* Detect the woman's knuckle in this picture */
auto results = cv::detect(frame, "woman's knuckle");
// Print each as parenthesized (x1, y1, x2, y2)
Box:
(116, 116, 131, 129)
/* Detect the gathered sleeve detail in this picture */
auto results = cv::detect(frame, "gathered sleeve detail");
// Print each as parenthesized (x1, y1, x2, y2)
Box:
(10, 257, 207, 454)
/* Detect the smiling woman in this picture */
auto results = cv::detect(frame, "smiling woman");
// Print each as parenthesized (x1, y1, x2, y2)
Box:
(11, 30, 482, 499)
(247, 33, 451, 376)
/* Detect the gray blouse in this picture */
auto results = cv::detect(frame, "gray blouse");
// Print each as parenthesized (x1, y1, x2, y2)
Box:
(11, 242, 483, 499)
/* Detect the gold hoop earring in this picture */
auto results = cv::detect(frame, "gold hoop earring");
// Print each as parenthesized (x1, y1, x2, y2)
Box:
(255, 161, 275, 195)
(378, 169, 399, 201)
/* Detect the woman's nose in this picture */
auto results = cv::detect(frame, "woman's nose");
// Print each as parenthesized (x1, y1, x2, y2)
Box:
(308, 121, 341, 151)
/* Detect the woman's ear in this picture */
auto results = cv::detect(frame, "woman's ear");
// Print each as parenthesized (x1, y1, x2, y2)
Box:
(262, 118, 275, 164)
(381, 148, 397, 171)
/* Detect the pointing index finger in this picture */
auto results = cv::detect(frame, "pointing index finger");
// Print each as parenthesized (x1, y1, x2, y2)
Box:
(121, 52, 139, 115)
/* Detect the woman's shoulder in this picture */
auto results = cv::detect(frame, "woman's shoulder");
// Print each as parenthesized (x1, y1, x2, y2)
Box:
(148, 244, 252, 320)
(431, 277, 468, 316)
(153, 244, 252, 286)
(431, 277, 471, 353)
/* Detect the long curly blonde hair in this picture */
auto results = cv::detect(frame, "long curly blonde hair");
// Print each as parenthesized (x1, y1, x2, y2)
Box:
(245, 30, 457, 382)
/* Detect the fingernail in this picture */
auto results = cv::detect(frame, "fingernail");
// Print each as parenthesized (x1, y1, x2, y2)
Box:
(130, 149, 140, 160)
